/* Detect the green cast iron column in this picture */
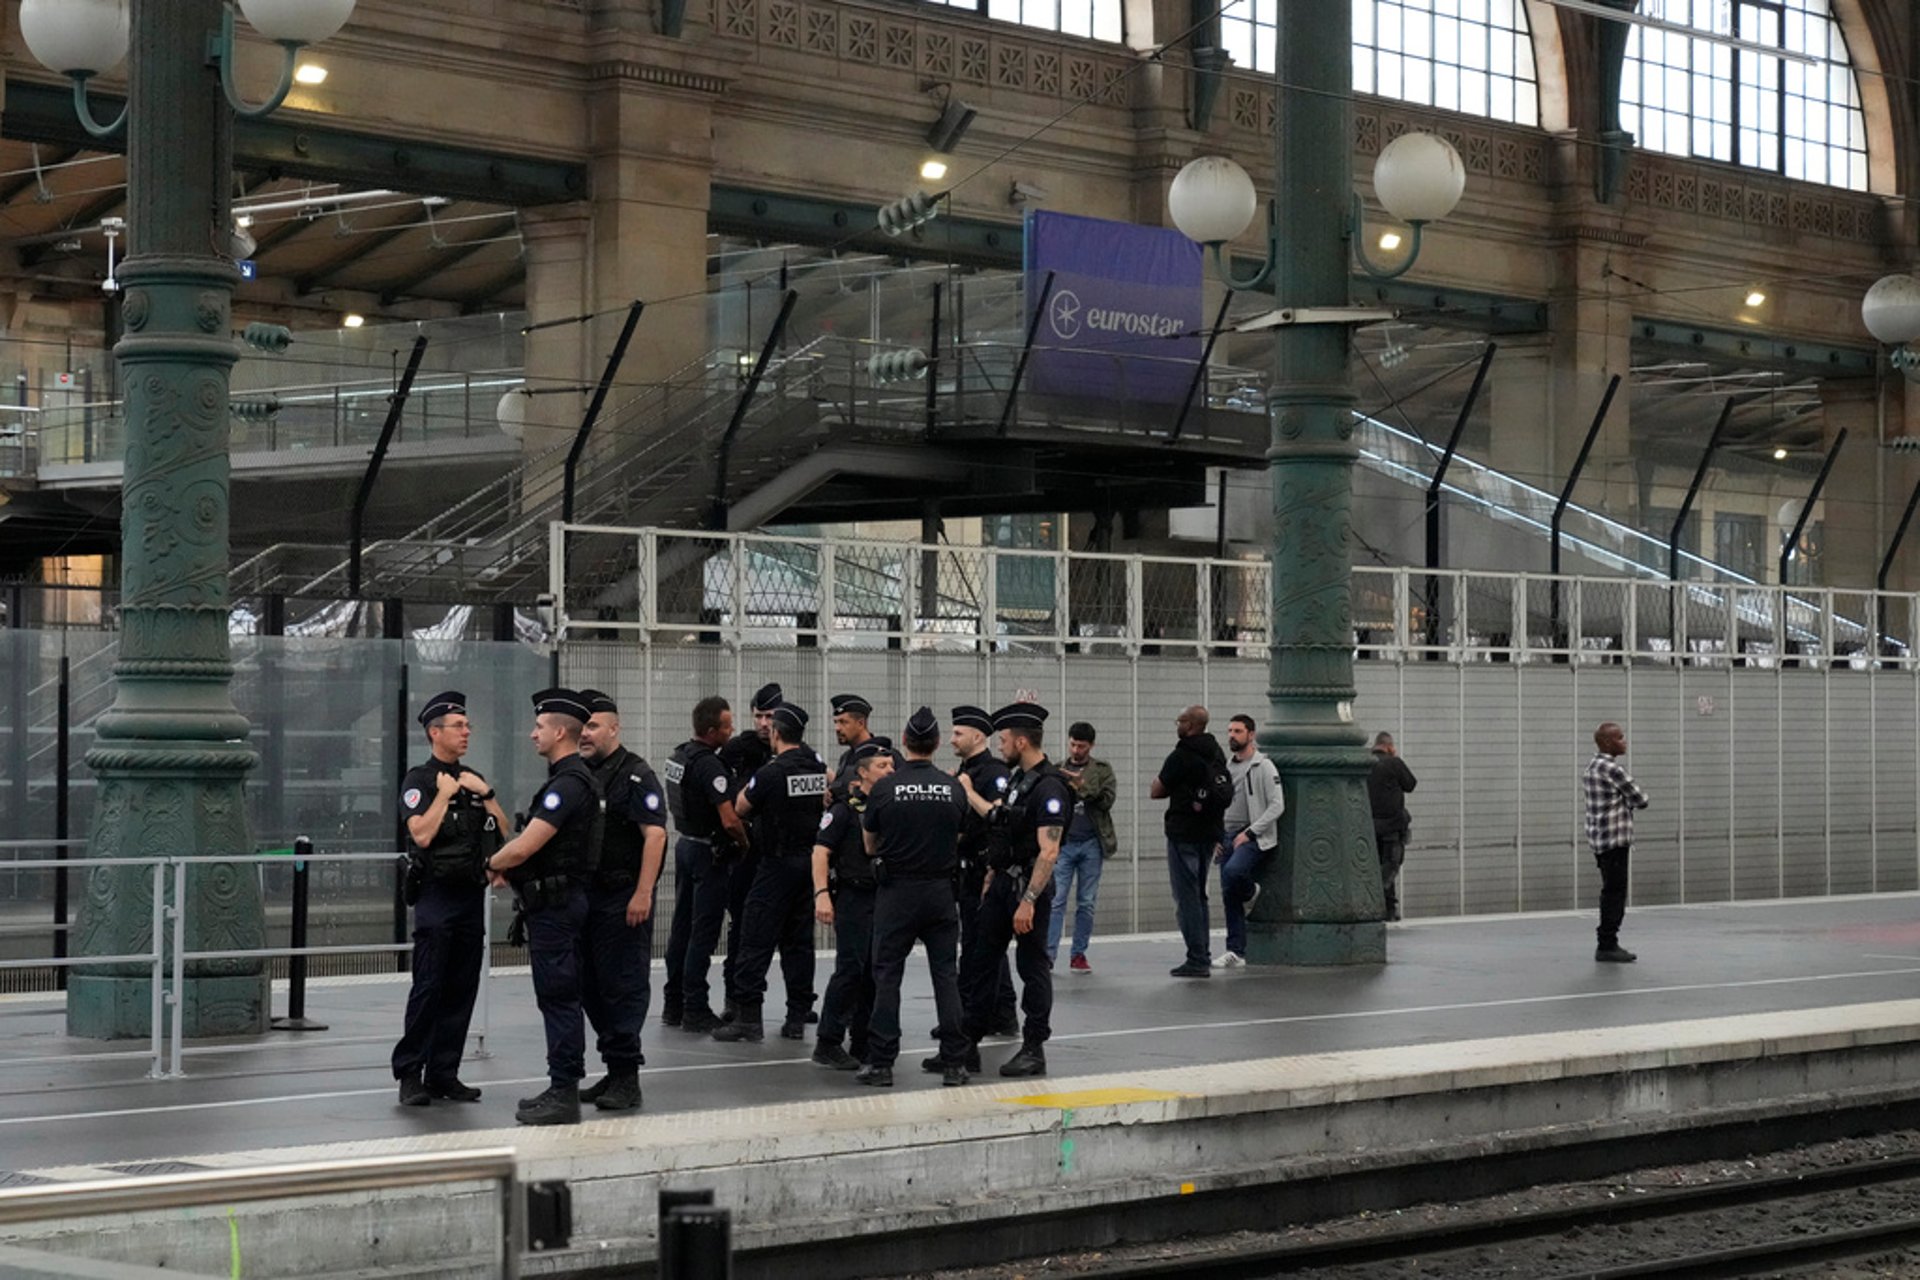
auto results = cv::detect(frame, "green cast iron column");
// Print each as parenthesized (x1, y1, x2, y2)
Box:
(1246, 0, 1388, 966)
(68, 0, 266, 1037)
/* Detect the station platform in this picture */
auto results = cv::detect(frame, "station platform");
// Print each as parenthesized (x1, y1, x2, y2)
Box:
(6, 895, 1920, 1276)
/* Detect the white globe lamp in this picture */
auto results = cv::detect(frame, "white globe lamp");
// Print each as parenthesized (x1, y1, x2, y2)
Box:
(238, 0, 357, 45)
(496, 388, 533, 441)
(1373, 132, 1466, 225)
(1862, 274, 1920, 347)
(1168, 156, 1259, 246)
(20, 0, 130, 75)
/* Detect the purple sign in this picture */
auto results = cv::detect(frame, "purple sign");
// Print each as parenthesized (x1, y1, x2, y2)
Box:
(1024, 210, 1203, 404)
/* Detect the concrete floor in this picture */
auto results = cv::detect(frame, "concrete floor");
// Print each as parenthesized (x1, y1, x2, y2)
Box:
(4, 894, 1920, 1176)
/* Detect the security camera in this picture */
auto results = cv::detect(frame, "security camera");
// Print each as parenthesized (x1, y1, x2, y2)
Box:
(1009, 180, 1049, 206)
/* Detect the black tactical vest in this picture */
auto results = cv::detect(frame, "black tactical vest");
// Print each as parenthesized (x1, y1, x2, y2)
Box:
(514, 755, 604, 883)
(593, 746, 647, 877)
(665, 740, 723, 837)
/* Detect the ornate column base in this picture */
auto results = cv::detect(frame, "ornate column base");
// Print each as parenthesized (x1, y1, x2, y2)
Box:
(1245, 757, 1386, 967)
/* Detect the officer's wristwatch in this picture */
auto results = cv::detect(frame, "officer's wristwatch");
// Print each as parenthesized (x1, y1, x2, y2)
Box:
(1021, 888, 1039, 905)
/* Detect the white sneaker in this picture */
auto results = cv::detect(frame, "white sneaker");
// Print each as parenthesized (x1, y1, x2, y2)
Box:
(1246, 883, 1261, 910)
(1212, 952, 1245, 969)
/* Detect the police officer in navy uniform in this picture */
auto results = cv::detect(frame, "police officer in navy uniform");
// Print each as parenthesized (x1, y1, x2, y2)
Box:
(713, 701, 826, 1043)
(661, 695, 748, 1034)
(830, 694, 895, 793)
(861, 707, 971, 1088)
(958, 702, 1070, 1078)
(575, 690, 667, 1113)
(810, 739, 894, 1071)
(485, 688, 603, 1126)
(950, 705, 1018, 1040)
(392, 691, 508, 1107)
(721, 683, 814, 1027)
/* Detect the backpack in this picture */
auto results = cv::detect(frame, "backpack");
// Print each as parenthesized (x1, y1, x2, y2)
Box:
(1187, 756, 1235, 823)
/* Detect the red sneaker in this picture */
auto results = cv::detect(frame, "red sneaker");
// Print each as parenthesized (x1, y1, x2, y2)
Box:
(1069, 953, 1091, 973)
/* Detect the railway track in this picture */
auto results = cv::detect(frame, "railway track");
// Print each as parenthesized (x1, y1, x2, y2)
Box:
(1079, 1151, 1920, 1278)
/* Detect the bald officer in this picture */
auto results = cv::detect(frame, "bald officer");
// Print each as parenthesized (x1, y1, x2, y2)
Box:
(486, 688, 603, 1126)
(713, 702, 826, 1043)
(862, 707, 972, 1088)
(392, 690, 507, 1107)
(958, 701, 1070, 1079)
(576, 690, 667, 1113)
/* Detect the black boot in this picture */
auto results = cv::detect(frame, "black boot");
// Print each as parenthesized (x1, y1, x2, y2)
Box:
(680, 1007, 721, 1034)
(711, 1004, 764, 1043)
(813, 1043, 860, 1070)
(593, 1070, 642, 1112)
(779, 1015, 808, 1041)
(854, 1063, 893, 1087)
(661, 1005, 684, 1028)
(518, 1083, 581, 1126)
(999, 1044, 1047, 1077)
(579, 1074, 613, 1104)
(397, 1072, 431, 1107)
(426, 1078, 481, 1102)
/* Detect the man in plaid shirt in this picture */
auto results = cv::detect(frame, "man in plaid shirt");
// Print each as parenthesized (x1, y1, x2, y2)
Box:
(1584, 721, 1649, 962)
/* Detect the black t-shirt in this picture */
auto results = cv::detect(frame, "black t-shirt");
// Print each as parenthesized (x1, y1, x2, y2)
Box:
(592, 746, 666, 876)
(956, 749, 1011, 862)
(1159, 733, 1226, 842)
(863, 758, 967, 879)
(665, 739, 732, 838)
(816, 798, 874, 887)
(1006, 759, 1073, 867)
(744, 746, 828, 858)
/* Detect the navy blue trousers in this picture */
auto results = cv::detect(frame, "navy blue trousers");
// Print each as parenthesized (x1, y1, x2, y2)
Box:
(391, 878, 485, 1083)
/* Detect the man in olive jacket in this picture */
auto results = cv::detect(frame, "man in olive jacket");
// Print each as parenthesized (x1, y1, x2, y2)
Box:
(1047, 722, 1118, 971)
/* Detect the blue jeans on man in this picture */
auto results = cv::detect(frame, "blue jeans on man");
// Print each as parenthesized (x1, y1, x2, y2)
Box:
(1218, 826, 1267, 958)
(1046, 834, 1104, 962)
(1166, 837, 1214, 969)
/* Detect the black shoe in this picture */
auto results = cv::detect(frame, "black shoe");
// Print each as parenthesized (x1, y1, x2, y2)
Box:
(929, 1024, 943, 1039)
(942, 1063, 970, 1087)
(805, 1009, 819, 1024)
(721, 1000, 740, 1023)
(712, 1018, 764, 1043)
(813, 1044, 861, 1071)
(579, 1074, 612, 1104)
(855, 1064, 894, 1087)
(516, 1085, 554, 1114)
(1596, 945, 1638, 963)
(661, 1007, 684, 1028)
(989, 1018, 1021, 1038)
(1170, 963, 1212, 978)
(426, 1078, 481, 1102)
(518, 1084, 581, 1126)
(594, 1073, 642, 1112)
(680, 1008, 721, 1034)
(999, 1045, 1047, 1078)
(397, 1073, 431, 1107)
(779, 1018, 807, 1041)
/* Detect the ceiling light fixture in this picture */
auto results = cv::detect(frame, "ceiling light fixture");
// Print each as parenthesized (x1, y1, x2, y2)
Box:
(924, 87, 977, 153)
(293, 62, 327, 85)
(1774, 447, 1789, 460)
(1378, 231, 1403, 251)
(1745, 290, 1767, 307)
(342, 312, 365, 328)
(920, 158, 949, 182)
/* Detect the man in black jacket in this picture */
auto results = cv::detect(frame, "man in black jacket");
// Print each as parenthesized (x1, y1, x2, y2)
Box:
(1367, 731, 1418, 922)
(1150, 705, 1227, 977)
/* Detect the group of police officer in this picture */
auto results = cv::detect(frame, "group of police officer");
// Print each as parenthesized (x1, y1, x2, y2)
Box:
(390, 681, 1075, 1122)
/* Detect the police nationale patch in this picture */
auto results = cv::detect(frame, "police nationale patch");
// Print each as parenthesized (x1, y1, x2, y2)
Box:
(1045, 797, 1063, 815)
(713, 776, 730, 794)
(645, 792, 662, 811)
(403, 788, 422, 808)
(819, 812, 833, 831)
(994, 776, 1009, 793)
(542, 791, 562, 811)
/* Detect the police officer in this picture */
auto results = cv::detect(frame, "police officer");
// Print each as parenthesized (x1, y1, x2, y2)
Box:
(661, 695, 748, 1034)
(957, 702, 1070, 1078)
(950, 705, 1017, 1039)
(713, 701, 825, 1043)
(830, 693, 896, 795)
(862, 707, 971, 1088)
(576, 690, 667, 1113)
(721, 683, 815, 1029)
(485, 688, 603, 1126)
(392, 691, 507, 1107)
(810, 740, 893, 1070)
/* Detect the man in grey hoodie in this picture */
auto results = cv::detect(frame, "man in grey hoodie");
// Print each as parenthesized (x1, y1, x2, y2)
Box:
(1215, 714, 1285, 968)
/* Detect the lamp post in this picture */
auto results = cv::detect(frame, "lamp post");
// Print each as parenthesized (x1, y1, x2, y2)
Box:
(21, 0, 355, 1038)
(1168, 1, 1463, 964)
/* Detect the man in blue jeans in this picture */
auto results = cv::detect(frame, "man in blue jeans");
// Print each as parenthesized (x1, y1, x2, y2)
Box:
(1047, 722, 1117, 972)
(1151, 705, 1228, 977)
(1215, 713, 1284, 968)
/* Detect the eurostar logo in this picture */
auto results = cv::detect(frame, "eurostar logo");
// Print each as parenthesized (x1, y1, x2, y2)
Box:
(1049, 289, 1082, 340)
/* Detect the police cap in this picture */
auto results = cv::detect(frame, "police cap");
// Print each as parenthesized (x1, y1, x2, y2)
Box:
(532, 687, 591, 722)
(770, 702, 810, 735)
(418, 690, 466, 727)
(905, 706, 939, 739)
(751, 682, 784, 712)
(580, 688, 619, 716)
(830, 693, 873, 719)
(950, 705, 993, 734)
(847, 739, 890, 764)
(991, 701, 1049, 732)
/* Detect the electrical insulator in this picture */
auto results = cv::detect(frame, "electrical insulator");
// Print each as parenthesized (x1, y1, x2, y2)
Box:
(866, 349, 929, 383)
(876, 191, 939, 237)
